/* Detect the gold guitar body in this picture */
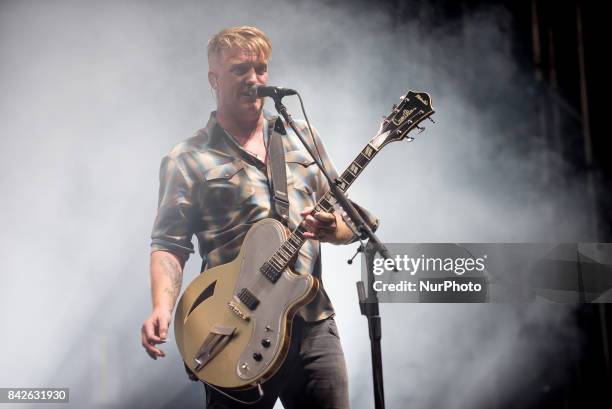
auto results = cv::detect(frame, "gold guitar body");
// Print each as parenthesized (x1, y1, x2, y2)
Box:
(174, 218, 318, 390)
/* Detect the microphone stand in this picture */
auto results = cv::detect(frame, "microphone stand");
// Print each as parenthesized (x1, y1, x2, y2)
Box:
(272, 96, 389, 409)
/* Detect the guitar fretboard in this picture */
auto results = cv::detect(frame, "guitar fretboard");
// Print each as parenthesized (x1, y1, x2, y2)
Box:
(259, 141, 382, 282)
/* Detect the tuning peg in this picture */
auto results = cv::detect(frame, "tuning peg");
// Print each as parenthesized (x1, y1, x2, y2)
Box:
(428, 117, 436, 124)
(400, 95, 405, 99)
(416, 125, 425, 133)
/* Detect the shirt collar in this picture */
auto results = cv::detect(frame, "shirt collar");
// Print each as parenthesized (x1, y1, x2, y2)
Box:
(203, 110, 282, 160)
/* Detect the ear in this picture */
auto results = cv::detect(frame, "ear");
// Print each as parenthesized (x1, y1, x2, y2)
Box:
(208, 71, 218, 89)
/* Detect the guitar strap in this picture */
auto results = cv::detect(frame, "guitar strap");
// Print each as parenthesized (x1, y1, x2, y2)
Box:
(267, 119, 290, 227)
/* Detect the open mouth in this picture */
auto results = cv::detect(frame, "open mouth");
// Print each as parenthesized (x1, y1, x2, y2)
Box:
(240, 94, 257, 104)
(240, 86, 256, 98)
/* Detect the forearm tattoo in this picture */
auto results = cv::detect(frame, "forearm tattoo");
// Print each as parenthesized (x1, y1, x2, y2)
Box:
(160, 255, 183, 302)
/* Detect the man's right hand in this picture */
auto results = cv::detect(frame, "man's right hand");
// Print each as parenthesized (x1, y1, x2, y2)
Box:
(141, 307, 173, 359)
(142, 250, 185, 360)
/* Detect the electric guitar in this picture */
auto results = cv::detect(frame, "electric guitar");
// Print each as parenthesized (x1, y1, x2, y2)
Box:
(174, 91, 435, 393)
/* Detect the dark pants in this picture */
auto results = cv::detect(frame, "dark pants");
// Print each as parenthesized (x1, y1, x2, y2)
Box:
(205, 316, 349, 409)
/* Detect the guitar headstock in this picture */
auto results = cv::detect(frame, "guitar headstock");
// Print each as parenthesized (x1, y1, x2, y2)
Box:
(370, 91, 435, 150)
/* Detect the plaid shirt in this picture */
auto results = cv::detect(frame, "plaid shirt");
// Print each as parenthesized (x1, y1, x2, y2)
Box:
(151, 110, 378, 321)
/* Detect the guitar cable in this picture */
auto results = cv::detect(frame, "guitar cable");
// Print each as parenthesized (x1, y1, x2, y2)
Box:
(203, 380, 265, 405)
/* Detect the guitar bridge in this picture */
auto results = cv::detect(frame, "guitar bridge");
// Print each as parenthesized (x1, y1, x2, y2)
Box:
(228, 301, 251, 321)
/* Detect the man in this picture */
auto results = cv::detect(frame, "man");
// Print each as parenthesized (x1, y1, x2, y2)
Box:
(141, 26, 377, 408)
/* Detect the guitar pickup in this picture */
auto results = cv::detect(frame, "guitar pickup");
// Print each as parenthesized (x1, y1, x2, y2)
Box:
(237, 287, 260, 310)
(260, 261, 281, 283)
(193, 324, 236, 372)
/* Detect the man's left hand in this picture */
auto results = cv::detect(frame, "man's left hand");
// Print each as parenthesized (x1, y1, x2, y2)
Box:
(300, 207, 353, 244)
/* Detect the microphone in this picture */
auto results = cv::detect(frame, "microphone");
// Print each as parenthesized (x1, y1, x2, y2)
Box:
(247, 84, 297, 99)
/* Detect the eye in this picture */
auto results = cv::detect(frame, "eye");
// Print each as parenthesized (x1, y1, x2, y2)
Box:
(255, 64, 268, 75)
(232, 66, 249, 75)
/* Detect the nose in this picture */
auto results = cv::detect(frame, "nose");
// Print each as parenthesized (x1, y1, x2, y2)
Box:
(244, 67, 258, 85)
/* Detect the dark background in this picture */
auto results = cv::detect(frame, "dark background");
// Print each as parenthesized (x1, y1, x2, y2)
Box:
(384, 0, 610, 239)
(330, 1, 612, 407)
(413, 1, 611, 407)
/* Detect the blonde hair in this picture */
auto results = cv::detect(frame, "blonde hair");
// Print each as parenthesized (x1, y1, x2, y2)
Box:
(207, 26, 272, 68)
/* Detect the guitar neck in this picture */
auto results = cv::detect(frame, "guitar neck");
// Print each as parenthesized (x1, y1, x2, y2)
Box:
(264, 142, 381, 274)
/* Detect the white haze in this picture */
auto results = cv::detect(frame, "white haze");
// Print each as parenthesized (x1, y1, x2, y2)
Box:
(0, 1, 592, 408)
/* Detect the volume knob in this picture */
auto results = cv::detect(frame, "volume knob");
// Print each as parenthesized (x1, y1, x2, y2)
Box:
(253, 352, 263, 362)
(261, 339, 271, 348)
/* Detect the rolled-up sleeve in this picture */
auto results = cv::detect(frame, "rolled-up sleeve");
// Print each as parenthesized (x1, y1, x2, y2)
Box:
(151, 155, 196, 261)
